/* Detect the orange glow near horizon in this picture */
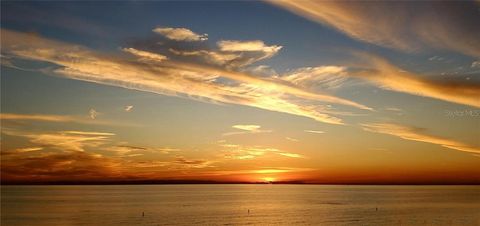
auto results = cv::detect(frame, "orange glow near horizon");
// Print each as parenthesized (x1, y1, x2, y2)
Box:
(262, 177, 276, 183)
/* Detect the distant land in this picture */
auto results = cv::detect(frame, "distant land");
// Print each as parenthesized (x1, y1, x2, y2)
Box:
(2, 180, 480, 185)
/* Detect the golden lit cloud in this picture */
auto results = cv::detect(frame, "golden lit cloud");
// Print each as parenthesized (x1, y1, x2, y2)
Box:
(362, 123, 480, 154)
(304, 130, 324, 134)
(2, 28, 371, 125)
(1, 113, 76, 122)
(218, 40, 281, 55)
(282, 66, 349, 90)
(0, 113, 117, 126)
(223, 124, 272, 136)
(221, 144, 306, 160)
(169, 48, 239, 66)
(270, 1, 480, 57)
(14, 147, 44, 153)
(278, 152, 304, 158)
(153, 27, 208, 41)
(353, 53, 480, 108)
(1, 151, 121, 182)
(232, 124, 261, 131)
(123, 48, 167, 62)
(3, 130, 115, 152)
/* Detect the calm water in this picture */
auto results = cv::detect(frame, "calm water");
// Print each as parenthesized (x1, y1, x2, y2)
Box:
(1, 185, 479, 225)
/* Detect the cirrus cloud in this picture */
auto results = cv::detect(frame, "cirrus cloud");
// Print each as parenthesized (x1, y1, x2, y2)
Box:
(2, 28, 371, 125)
(361, 122, 480, 154)
(270, 1, 480, 57)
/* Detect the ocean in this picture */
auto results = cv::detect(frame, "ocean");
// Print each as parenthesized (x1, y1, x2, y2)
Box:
(1, 185, 479, 225)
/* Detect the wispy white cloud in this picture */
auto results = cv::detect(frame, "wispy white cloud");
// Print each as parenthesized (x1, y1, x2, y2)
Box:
(286, 137, 299, 142)
(304, 130, 325, 134)
(472, 61, 480, 68)
(278, 152, 304, 158)
(223, 124, 272, 136)
(153, 27, 208, 42)
(282, 66, 350, 90)
(361, 123, 480, 154)
(218, 40, 281, 53)
(232, 124, 261, 131)
(89, 109, 99, 119)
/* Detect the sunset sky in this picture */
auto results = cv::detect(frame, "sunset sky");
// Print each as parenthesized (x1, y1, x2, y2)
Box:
(1, 1, 479, 184)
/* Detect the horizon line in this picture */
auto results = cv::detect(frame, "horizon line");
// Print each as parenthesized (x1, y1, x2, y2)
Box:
(2, 180, 480, 186)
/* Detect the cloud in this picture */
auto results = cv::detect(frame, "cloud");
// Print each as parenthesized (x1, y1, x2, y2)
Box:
(106, 145, 178, 157)
(278, 152, 304, 158)
(169, 40, 282, 68)
(3, 130, 115, 152)
(304, 130, 324, 134)
(172, 156, 213, 169)
(15, 147, 44, 153)
(0, 113, 120, 126)
(221, 144, 305, 159)
(217, 40, 282, 67)
(89, 109, 99, 119)
(352, 53, 480, 108)
(124, 105, 134, 112)
(123, 48, 167, 62)
(472, 61, 480, 68)
(62, 131, 115, 136)
(361, 123, 480, 154)
(218, 40, 281, 54)
(282, 66, 350, 90)
(1, 147, 44, 156)
(232, 124, 261, 131)
(286, 137, 298, 142)
(129, 156, 215, 171)
(223, 124, 272, 136)
(2, 28, 371, 125)
(269, 1, 480, 57)
(168, 48, 240, 66)
(1, 151, 120, 182)
(153, 27, 208, 42)
(1, 113, 76, 122)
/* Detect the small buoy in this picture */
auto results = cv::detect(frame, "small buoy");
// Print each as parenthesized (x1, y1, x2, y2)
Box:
(142, 212, 145, 217)
(248, 209, 250, 214)
(375, 208, 378, 211)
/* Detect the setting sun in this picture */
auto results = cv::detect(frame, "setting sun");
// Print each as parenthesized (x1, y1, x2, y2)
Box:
(262, 177, 276, 183)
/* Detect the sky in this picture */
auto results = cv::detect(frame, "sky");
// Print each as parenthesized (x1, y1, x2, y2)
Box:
(1, 1, 479, 184)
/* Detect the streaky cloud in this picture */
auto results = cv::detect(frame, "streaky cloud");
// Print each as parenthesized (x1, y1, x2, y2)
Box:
(0, 113, 121, 126)
(269, 1, 480, 57)
(361, 123, 480, 154)
(2, 28, 372, 125)
(352, 53, 480, 108)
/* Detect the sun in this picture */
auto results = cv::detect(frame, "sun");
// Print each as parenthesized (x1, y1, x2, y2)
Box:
(262, 177, 276, 183)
